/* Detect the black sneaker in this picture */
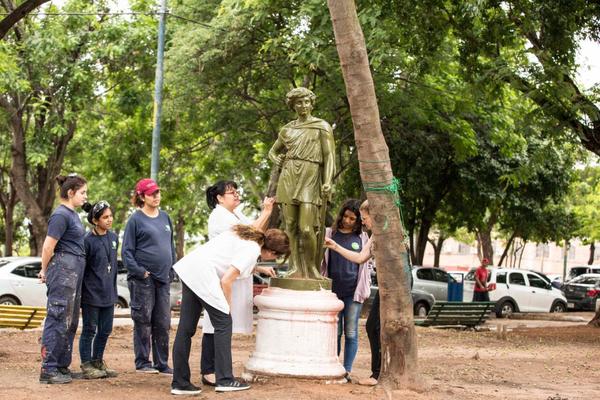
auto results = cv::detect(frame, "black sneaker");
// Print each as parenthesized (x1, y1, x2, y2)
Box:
(171, 383, 202, 395)
(215, 380, 250, 392)
(39, 369, 72, 384)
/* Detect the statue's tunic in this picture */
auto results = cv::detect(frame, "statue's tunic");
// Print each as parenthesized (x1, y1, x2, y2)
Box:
(276, 118, 332, 206)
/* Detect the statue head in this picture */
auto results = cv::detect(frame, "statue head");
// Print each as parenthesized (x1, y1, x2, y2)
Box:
(285, 87, 316, 111)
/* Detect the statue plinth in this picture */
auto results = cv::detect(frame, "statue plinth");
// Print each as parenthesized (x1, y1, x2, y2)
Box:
(270, 277, 331, 291)
(244, 287, 345, 380)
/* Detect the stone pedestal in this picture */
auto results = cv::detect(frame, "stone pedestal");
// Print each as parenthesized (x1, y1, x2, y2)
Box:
(244, 286, 346, 380)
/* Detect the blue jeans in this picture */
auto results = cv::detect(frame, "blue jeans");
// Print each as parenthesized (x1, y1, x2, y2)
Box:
(79, 304, 115, 363)
(337, 296, 363, 372)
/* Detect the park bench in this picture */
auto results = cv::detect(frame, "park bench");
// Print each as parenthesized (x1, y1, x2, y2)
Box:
(414, 301, 495, 328)
(0, 305, 47, 330)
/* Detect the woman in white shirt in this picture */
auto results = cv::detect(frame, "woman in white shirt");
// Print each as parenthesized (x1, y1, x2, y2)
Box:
(171, 225, 290, 395)
(201, 180, 276, 386)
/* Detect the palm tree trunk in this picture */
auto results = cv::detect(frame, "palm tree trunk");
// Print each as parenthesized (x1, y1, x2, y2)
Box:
(327, 0, 417, 388)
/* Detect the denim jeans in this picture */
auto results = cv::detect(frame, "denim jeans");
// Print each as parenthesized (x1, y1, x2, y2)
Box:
(79, 304, 115, 363)
(128, 276, 171, 371)
(337, 296, 363, 372)
(41, 252, 85, 372)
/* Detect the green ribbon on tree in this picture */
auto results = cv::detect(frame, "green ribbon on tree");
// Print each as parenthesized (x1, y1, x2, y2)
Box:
(363, 176, 402, 208)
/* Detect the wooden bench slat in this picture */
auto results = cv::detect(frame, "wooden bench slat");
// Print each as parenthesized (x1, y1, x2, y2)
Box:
(416, 301, 495, 328)
(0, 305, 47, 329)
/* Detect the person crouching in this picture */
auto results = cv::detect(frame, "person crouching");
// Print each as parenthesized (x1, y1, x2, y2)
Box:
(170, 225, 289, 395)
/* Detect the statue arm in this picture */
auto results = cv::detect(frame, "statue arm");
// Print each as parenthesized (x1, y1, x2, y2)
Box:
(268, 137, 285, 166)
(320, 126, 335, 192)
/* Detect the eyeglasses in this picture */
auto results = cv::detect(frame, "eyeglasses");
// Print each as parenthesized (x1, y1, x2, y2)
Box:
(223, 190, 240, 197)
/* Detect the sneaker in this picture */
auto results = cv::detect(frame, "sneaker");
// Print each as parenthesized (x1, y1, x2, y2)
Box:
(171, 383, 202, 395)
(57, 367, 72, 376)
(215, 380, 250, 392)
(92, 359, 118, 378)
(136, 366, 159, 374)
(39, 369, 72, 384)
(344, 372, 354, 383)
(158, 367, 173, 375)
(201, 374, 216, 387)
(81, 361, 107, 379)
(358, 377, 378, 386)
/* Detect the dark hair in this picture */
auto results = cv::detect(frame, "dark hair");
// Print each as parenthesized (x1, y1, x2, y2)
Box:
(205, 180, 238, 209)
(82, 201, 112, 225)
(232, 225, 290, 258)
(131, 192, 144, 208)
(332, 199, 362, 235)
(56, 174, 87, 200)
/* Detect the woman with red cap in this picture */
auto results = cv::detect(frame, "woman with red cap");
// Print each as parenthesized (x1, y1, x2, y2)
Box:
(122, 178, 176, 374)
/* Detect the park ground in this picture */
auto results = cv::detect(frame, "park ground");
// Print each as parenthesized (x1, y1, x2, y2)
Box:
(0, 313, 599, 400)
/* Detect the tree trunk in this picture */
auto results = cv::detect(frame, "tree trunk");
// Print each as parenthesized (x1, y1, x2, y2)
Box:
(517, 239, 526, 268)
(328, 0, 417, 389)
(476, 228, 494, 263)
(428, 234, 446, 268)
(414, 217, 432, 266)
(497, 232, 516, 267)
(588, 242, 595, 265)
(0, 183, 18, 256)
(175, 212, 185, 261)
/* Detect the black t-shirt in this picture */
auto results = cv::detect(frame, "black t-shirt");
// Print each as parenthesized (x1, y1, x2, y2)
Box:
(82, 230, 119, 307)
(47, 205, 85, 256)
(329, 231, 362, 299)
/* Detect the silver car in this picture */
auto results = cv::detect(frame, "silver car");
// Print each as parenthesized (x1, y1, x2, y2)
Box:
(411, 266, 457, 301)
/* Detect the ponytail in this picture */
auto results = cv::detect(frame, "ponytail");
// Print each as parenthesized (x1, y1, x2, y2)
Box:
(56, 174, 87, 199)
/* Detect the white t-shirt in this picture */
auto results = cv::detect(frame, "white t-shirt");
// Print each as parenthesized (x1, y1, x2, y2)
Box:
(208, 204, 252, 239)
(173, 230, 260, 314)
(203, 204, 255, 333)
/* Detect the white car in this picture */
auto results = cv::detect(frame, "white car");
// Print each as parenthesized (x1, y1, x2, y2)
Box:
(463, 267, 568, 317)
(0, 256, 131, 308)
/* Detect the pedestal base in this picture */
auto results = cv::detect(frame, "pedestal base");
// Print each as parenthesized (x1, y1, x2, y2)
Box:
(244, 287, 346, 380)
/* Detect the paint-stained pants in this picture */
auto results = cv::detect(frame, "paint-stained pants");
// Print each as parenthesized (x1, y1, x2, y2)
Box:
(41, 252, 85, 372)
(128, 277, 171, 371)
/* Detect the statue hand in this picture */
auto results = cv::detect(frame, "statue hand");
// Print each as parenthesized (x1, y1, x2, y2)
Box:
(270, 154, 285, 167)
(321, 183, 332, 197)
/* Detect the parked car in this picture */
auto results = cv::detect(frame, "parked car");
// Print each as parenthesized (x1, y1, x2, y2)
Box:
(0, 256, 180, 310)
(566, 265, 600, 282)
(528, 270, 563, 289)
(0, 257, 46, 306)
(412, 266, 457, 301)
(116, 260, 182, 310)
(463, 267, 568, 317)
(561, 273, 600, 311)
(362, 285, 435, 318)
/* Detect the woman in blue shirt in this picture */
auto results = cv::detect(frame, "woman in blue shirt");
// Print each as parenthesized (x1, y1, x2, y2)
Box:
(39, 174, 88, 385)
(78, 201, 119, 379)
(122, 178, 176, 374)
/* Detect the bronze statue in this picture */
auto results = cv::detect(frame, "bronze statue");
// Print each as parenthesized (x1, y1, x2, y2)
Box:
(268, 87, 335, 283)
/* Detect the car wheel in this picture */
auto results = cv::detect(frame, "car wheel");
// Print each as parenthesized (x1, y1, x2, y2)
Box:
(115, 297, 128, 309)
(0, 295, 20, 306)
(497, 300, 514, 318)
(414, 302, 429, 318)
(550, 300, 566, 313)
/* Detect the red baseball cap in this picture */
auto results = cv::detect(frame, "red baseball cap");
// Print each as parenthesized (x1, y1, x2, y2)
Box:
(135, 178, 160, 196)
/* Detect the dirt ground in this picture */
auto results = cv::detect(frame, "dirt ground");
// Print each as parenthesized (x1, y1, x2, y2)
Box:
(1, 314, 599, 400)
